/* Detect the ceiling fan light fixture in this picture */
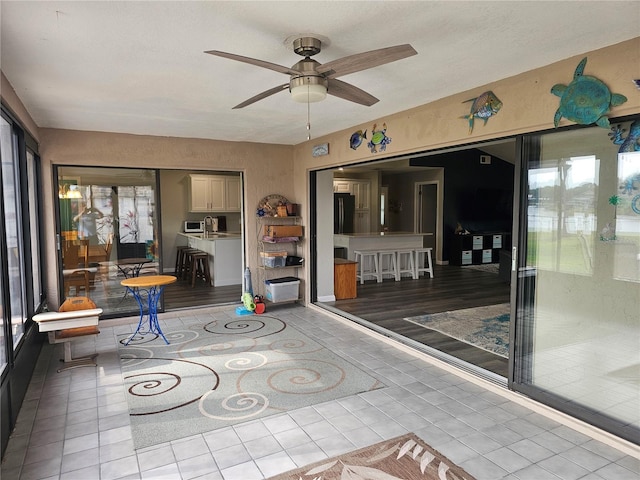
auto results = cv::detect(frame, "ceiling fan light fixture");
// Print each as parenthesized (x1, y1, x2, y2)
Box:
(290, 76, 327, 103)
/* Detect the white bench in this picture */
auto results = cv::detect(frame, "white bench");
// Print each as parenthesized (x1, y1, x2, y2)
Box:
(33, 306, 102, 372)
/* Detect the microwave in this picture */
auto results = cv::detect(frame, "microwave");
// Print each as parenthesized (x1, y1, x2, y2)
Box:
(184, 220, 204, 233)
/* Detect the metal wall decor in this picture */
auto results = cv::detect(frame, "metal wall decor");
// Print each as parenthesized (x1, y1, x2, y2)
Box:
(367, 123, 391, 153)
(461, 91, 503, 134)
(551, 57, 627, 128)
(349, 130, 366, 150)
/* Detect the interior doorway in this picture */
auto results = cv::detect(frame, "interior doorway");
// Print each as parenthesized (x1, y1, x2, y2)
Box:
(416, 182, 438, 252)
(316, 140, 516, 380)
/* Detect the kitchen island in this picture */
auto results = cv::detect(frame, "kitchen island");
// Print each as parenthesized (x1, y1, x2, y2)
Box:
(177, 232, 242, 286)
(334, 232, 432, 261)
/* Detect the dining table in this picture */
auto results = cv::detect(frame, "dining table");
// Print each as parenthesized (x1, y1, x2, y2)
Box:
(120, 275, 177, 345)
(111, 257, 152, 279)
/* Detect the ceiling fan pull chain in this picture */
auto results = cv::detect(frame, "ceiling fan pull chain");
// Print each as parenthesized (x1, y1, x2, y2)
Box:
(307, 82, 312, 140)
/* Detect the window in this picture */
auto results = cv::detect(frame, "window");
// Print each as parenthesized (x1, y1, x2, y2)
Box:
(1, 116, 26, 348)
(516, 121, 640, 442)
(27, 150, 43, 308)
(56, 166, 159, 317)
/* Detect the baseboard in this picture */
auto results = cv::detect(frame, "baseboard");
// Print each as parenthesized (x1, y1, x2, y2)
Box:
(317, 295, 336, 302)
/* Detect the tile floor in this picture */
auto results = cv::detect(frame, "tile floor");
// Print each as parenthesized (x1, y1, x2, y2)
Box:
(1, 304, 638, 480)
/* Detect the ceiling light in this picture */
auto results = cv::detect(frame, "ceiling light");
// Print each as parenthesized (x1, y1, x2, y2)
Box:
(290, 76, 327, 103)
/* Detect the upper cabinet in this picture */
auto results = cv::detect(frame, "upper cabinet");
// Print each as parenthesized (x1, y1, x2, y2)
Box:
(189, 174, 241, 212)
(333, 179, 370, 210)
(225, 177, 241, 212)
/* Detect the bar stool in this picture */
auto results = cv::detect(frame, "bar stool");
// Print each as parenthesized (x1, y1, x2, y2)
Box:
(175, 245, 191, 277)
(414, 247, 434, 278)
(354, 250, 380, 284)
(377, 250, 398, 281)
(190, 251, 212, 287)
(396, 249, 416, 280)
(180, 248, 200, 281)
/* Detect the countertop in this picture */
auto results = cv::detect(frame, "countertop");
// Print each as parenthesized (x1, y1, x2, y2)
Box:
(334, 232, 433, 238)
(178, 232, 241, 241)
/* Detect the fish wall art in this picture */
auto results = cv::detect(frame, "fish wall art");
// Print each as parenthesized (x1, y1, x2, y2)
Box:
(349, 130, 366, 150)
(461, 91, 503, 134)
(551, 57, 627, 128)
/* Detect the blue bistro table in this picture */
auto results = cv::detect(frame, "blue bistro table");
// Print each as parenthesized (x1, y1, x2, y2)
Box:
(121, 275, 177, 345)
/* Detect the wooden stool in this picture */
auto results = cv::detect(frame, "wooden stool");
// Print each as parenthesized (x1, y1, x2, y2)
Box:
(377, 250, 398, 281)
(190, 251, 212, 287)
(180, 248, 200, 281)
(354, 250, 380, 284)
(414, 247, 434, 278)
(175, 245, 191, 276)
(396, 249, 416, 280)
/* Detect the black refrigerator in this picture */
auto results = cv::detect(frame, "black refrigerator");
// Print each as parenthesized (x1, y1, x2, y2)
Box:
(334, 193, 356, 234)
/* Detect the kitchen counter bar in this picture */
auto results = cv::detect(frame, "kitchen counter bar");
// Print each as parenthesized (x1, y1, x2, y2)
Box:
(334, 232, 432, 261)
(176, 233, 242, 286)
(178, 232, 241, 241)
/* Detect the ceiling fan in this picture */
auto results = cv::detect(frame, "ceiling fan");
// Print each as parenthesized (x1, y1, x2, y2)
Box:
(205, 37, 417, 109)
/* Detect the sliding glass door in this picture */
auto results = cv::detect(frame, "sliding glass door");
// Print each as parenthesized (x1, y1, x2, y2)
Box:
(56, 166, 160, 317)
(514, 119, 640, 442)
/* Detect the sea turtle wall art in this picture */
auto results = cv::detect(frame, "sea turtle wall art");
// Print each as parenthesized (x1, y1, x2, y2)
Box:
(551, 57, 627, 129)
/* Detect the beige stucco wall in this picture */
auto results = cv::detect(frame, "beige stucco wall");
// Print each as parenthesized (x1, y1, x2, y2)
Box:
(37, 129, 295, 307)
(2, 37, 639, 310)
(290, 38, 640, 298)
(291, 37, 640, 172)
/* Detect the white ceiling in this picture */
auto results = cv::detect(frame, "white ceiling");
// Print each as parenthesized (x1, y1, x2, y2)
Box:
(1, 1, 638, 146)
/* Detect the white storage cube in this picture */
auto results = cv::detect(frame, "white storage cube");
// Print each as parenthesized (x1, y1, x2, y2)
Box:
(482, 249, 493, 263)
(472, 235, 483, 249)
(461, 250, 472, 265)
(493, 234, 502, 249)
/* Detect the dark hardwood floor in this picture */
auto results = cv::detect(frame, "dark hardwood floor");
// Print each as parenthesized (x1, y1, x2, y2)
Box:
(322, 263, 511, 378)
(162, 263, 511, 378)
(163, 278, 242, 310)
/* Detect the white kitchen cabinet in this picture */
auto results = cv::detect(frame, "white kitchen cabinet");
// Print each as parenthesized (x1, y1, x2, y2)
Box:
(354, 211, 371, 234)
(225, 177, 241, 211)
(333, 180, 351, 194)
(333, 179, 370, 209)
(189, 174, 241, 212)
(352, 181, 370, 210)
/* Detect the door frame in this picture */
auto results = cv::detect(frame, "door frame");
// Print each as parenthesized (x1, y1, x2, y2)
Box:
(414, 180, 442, 263)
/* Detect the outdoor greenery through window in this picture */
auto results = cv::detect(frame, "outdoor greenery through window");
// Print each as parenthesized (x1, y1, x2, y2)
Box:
(518, 120, 640, 440)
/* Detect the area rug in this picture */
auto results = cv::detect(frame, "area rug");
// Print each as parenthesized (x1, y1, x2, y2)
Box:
(461, 263, 499, 274)
(404, 304, 510, 357)
(118, 314, 384, 449)
(268, 433, 476, 480)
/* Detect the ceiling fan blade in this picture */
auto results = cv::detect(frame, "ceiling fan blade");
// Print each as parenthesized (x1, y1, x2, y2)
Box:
(232, 84, 289, 109)
(205, 50, 299, 76)
(327, 79, 379, 106)
(317, 44, 417, 79)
